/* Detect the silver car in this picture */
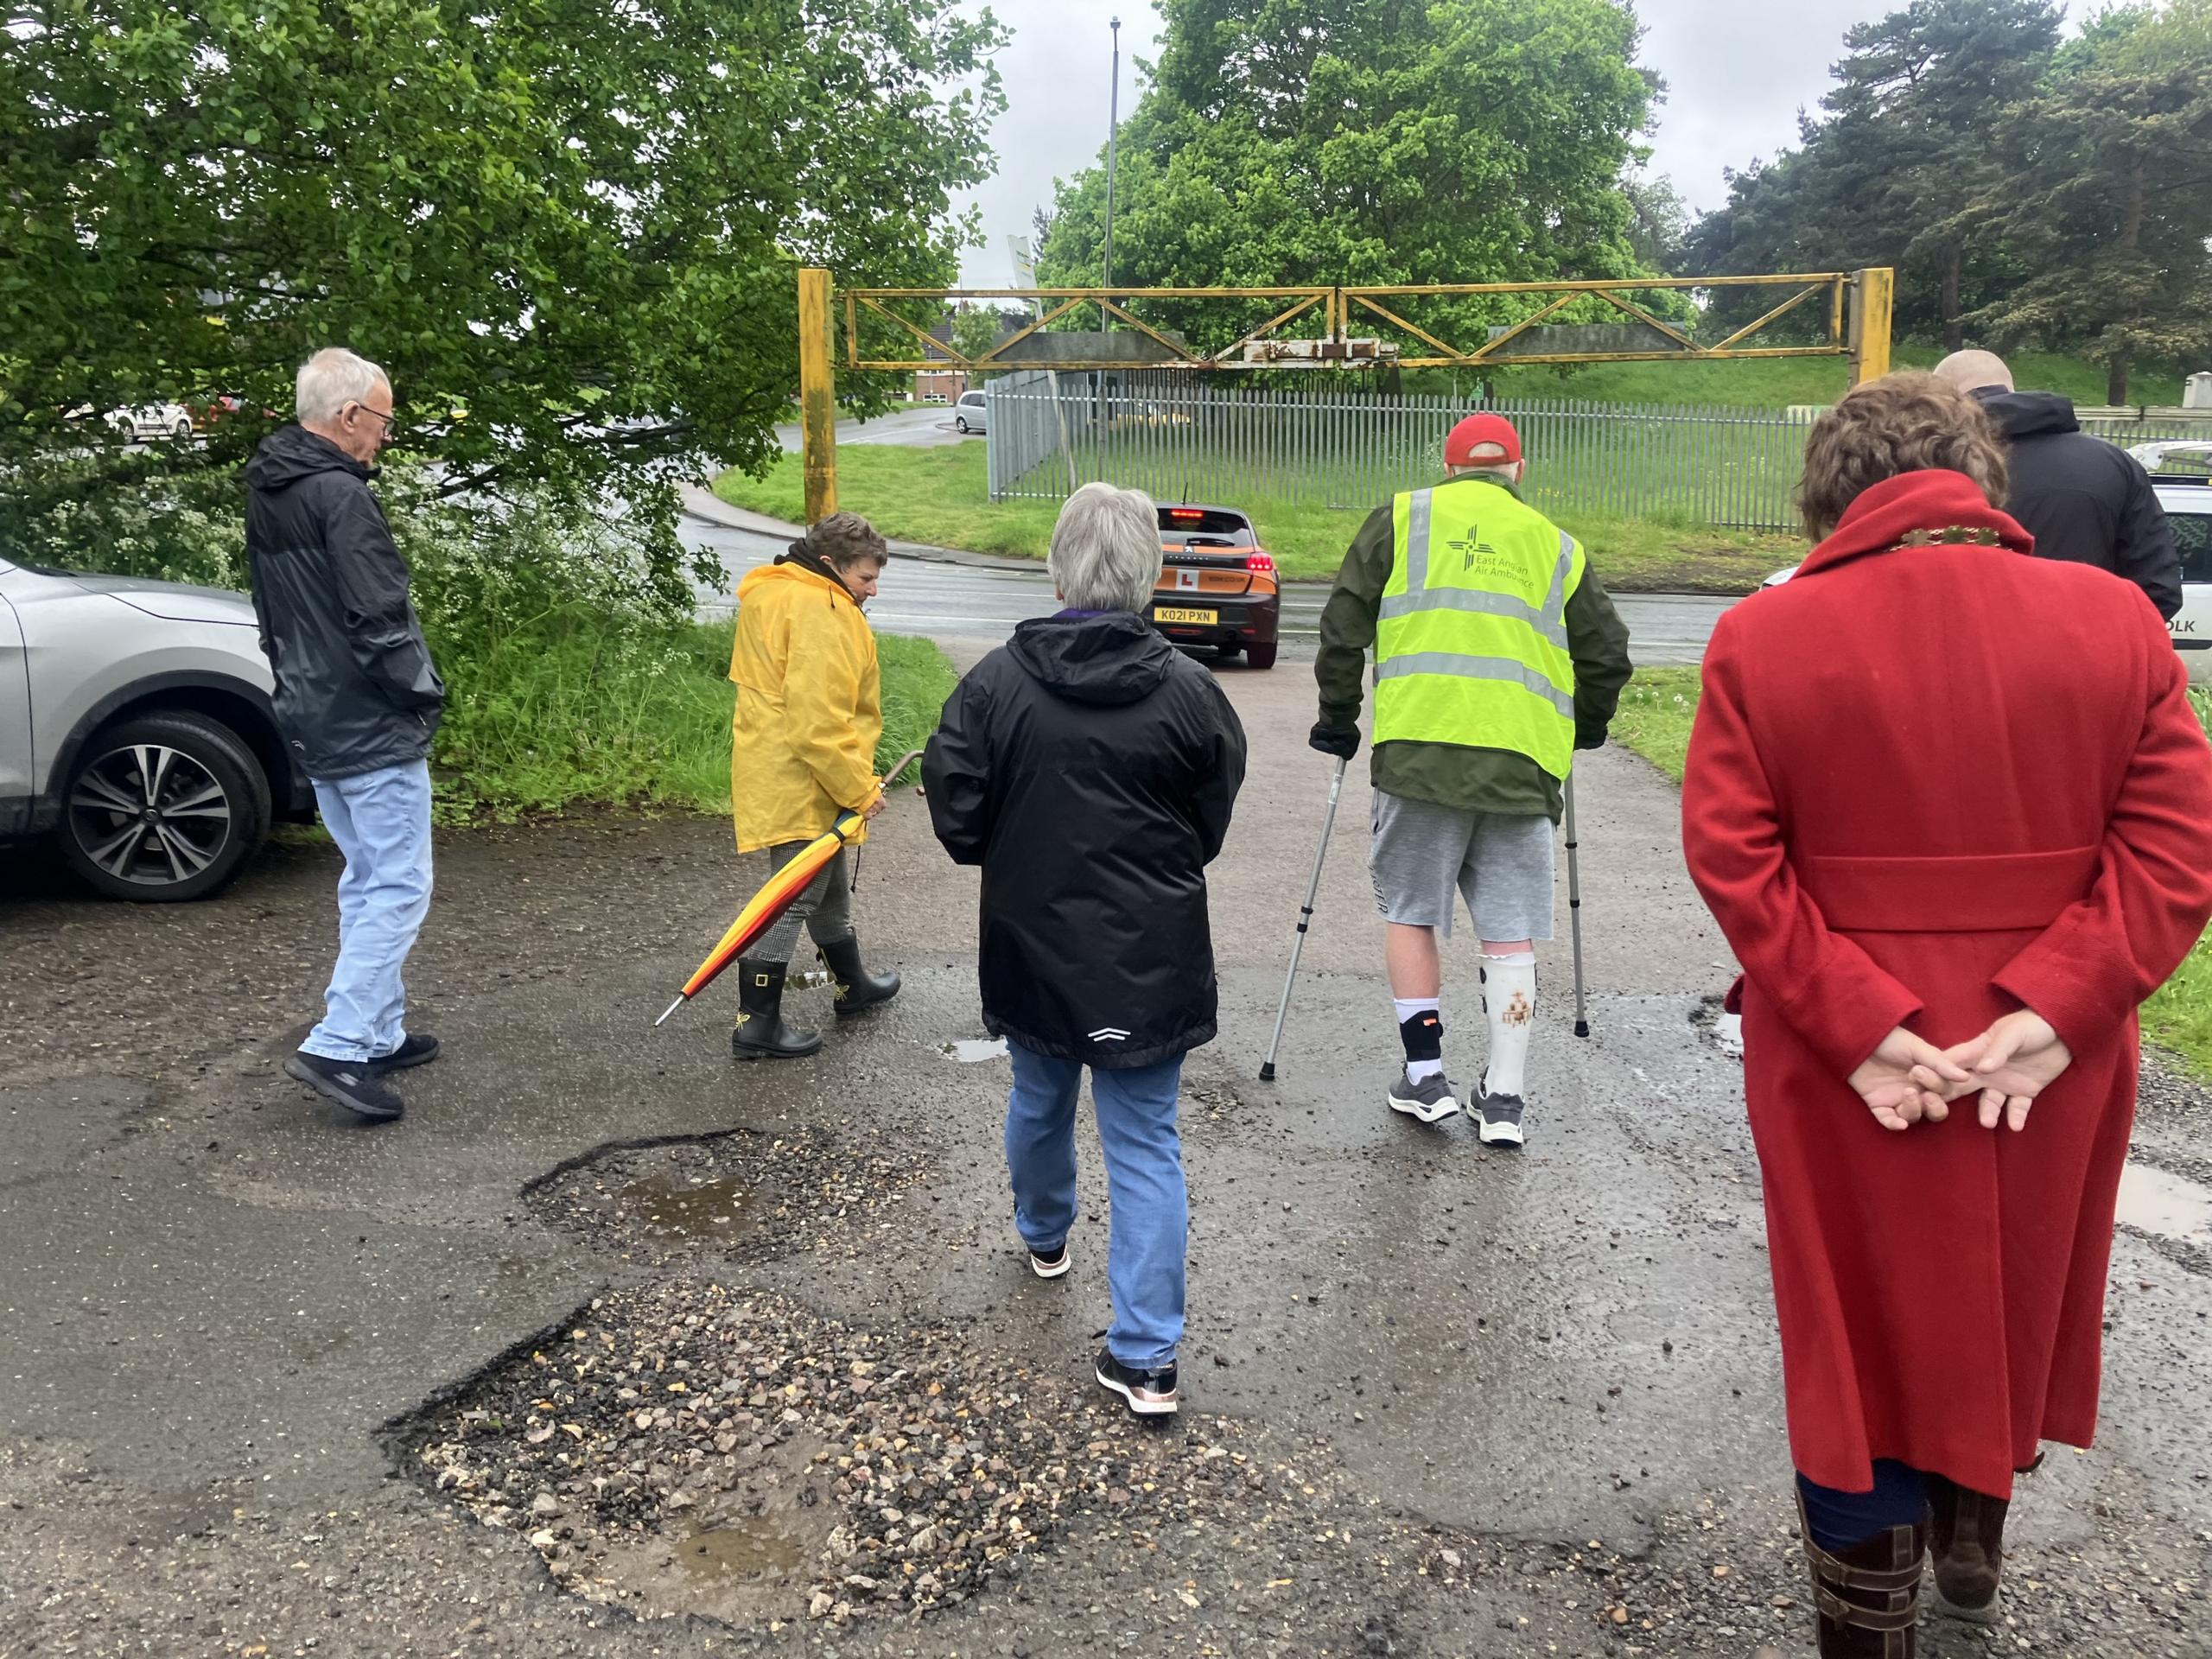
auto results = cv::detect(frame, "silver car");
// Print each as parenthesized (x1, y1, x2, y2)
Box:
(953, 389, 988, 435)
(0, 554, 312, 899)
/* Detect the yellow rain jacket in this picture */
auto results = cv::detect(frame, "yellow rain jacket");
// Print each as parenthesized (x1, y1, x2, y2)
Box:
(728, 559, 882, 853)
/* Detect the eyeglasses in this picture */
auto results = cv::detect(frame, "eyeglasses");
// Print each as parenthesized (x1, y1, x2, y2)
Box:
(346, 401, 397, 432)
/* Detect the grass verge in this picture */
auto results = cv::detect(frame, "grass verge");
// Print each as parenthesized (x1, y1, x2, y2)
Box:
(713, 444, 1798, 594)
(429, 609, 957, 823)
(1607, 667, 2212, 1077)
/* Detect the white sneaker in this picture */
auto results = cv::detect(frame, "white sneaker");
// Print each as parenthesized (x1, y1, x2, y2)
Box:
(1387, 1067, 1461, 1124)
(1475, 1080, 1525, 1147)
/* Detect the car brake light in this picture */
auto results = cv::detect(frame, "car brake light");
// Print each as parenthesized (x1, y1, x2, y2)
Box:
(1244, 552, 1274, 573)
(1168, 507, 1205, 521)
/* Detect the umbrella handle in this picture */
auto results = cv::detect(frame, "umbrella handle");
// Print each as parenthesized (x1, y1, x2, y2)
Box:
(880, 747, 925, 790)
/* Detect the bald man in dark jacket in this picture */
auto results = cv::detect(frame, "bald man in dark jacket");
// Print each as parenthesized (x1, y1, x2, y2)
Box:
(1936, 350, 2181, 620)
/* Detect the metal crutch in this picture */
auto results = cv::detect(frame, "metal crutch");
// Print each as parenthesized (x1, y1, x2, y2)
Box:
(1259, 757, 1350, 1082)
(1564, 770, 1591, 1039)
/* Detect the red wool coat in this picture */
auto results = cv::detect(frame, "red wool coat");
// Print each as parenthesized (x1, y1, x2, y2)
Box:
(1681, 469, 2212, 1498)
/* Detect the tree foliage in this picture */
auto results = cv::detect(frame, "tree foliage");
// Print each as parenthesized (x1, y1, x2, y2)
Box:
(1681, 0, 2061, 350)
(1033, 0, 1661, 348)
(1680, 0, 2212, 399)
(0, 0, 1005, 535)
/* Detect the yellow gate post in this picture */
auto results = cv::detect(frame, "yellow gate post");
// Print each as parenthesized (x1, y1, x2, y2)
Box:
(1849, 268, 1895, 385)
(798, 267, 837, 524)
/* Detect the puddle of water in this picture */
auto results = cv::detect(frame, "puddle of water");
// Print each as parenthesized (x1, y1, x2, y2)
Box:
(618, 1171, 756, 1237)
(2117, 1162, 2212, 1247)
(941, 1038, 1010, 1063)
(677, 1522, 804, 1583)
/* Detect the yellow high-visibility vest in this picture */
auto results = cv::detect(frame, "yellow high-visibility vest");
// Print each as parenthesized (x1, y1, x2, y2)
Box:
(1374, 478, 1584, 779)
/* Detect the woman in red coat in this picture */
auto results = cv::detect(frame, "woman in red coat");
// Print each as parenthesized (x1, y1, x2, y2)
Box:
(1682, 373, 2212, 1657)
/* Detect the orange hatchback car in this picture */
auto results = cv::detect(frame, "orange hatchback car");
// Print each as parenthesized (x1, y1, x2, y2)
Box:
(1148, 504, 1281, 670)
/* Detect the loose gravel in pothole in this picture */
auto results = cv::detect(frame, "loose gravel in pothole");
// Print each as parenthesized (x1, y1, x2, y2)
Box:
(523, 1130, 930, 1268)
(409, 1283, 1274, 1631)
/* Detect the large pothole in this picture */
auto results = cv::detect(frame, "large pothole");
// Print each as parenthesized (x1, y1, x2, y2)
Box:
(404, 1282, 1269, 1630)
(523, 1129, 930, 1268)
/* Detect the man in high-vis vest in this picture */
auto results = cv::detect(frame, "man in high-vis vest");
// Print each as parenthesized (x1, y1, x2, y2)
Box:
(1311, 414, 1631, 1145)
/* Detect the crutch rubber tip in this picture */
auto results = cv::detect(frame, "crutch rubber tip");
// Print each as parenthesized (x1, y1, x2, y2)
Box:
(1258, 1062, 1277, 1082)
(1574, 1020, 1591, 1039)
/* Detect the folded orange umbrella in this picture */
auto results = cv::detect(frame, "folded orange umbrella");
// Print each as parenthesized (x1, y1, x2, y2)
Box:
(655, 749, 924, 1027)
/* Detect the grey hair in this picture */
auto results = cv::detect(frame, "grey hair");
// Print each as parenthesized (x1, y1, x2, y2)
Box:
(296, 347, 390, 425)
(1048, 481, 1161, 612)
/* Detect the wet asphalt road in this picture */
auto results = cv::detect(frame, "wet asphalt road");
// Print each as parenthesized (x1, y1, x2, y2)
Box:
(5, 609, 2211, 1653)
(682, 511, 1735, 666)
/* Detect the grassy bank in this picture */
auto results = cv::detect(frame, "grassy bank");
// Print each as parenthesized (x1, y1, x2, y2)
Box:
(1458, 346, 2190, 411)
(713, 444, 1798, 594)
(430, 610, 957, 822)
(1606, 667, 2212, 1076)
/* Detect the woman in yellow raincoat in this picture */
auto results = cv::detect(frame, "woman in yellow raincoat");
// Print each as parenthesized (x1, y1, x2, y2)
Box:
(728, 512, 900, 1058)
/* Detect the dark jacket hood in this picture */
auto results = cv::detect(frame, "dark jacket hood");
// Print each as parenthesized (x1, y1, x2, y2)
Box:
(1976, 389, 2080, 442)
(245, 424, 372, 492)
(1006, 613, 1177, 707)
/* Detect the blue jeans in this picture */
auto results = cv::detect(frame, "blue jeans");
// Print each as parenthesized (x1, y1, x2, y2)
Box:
(1005, 1044, 1187, 1372)
(301, 760, 435, 1064)
(1798, 1461, 1930, 1552)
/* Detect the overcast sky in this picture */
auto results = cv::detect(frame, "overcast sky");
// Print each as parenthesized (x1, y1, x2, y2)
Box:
(948, 0, 2003, 285)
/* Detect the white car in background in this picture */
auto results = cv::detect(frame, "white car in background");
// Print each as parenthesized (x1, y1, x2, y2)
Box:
(1761, 442, 2212, 683)
(106, 404, 196, 442)
(2131, 442, 2212, 680)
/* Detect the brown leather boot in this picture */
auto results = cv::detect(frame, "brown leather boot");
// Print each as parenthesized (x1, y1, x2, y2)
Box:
(1799, 1495, 1927, 1658)
(1928, 1476, 2007, 1623)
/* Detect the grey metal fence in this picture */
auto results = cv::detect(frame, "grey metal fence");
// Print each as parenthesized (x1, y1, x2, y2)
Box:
(985, 377, 2212, 532)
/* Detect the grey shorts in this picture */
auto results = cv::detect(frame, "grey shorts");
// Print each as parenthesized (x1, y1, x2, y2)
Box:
(1370, 791, 1554, 942)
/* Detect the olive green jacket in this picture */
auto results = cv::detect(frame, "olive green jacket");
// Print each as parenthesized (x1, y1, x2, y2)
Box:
(1314, 476, 1634, 823)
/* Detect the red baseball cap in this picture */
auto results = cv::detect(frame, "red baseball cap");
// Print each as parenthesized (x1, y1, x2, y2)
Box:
(1445, 413, 1522, 468)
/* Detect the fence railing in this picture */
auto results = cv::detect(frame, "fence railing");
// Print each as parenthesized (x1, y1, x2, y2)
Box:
(985, 375, 2212, 532)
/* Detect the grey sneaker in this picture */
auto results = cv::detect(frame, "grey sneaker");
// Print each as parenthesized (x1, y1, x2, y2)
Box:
(1387, 1067, 1461, 1125)
(1475, 1080, 1525, 1147)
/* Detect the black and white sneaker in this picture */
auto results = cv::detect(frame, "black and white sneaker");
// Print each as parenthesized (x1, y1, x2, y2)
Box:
(369, 1032, 439, 1073)
(284, 1051, 404, 1122)
(1475, 1080, 1525, 1147)
(1387, 1066, 1461, 1125)
(1095, 1348, 1179, 1417)
(1028, 1239, 1071, 1280)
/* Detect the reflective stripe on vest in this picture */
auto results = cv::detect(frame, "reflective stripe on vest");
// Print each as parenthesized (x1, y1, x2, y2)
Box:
(1373, 480, 1584, 779)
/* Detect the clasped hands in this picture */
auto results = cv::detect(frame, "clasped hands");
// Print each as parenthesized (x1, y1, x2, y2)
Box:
(1847, 1010, 2073, 1135)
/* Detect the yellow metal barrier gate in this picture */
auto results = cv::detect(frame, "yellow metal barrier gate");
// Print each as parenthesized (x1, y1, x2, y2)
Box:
(795, 268, 1895, 524)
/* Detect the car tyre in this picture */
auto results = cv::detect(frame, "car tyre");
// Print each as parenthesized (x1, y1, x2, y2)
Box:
(956, 416, 969, 434)
(57, 710, 271, 902)
(1244, 641, 1279, 671)
(171, 417, 194, 440)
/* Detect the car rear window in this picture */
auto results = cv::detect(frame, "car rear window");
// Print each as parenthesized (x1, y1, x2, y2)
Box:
(1158, 506, 1253, 546)
(2171, 509, 2212, 586)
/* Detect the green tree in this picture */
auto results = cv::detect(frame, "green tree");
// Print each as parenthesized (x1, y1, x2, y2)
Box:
(1680, 0, 2061, 349)
(950, 302, 1013, 378)
(0, 0, 1004, 551)
(1034, 0, 1659, 350)
(1969, 0, 2212, 403)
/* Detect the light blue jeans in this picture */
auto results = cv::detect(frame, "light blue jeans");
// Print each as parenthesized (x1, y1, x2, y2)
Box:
(1005, 1043, 1187, 1372)
(301, 760, 435, 1064)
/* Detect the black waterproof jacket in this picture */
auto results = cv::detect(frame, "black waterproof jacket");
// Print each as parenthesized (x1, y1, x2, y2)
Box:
(1976, 390, 2183, 620)
(923, 613, 1248, 1069)
(244, 426, 445, 779)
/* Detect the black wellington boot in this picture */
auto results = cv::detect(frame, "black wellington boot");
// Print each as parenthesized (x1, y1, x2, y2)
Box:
(732, 960, 823, 1060)
(819, 937, 900, 1018)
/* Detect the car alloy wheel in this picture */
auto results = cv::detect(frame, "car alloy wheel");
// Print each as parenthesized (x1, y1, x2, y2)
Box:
(67, 741, 234, 887)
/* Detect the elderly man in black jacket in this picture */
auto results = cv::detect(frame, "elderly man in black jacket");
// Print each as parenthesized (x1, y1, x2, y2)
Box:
(924, 481, 1247, 1418)
(1935, 349, 2182, 619)
(246, 348, 446, 1124)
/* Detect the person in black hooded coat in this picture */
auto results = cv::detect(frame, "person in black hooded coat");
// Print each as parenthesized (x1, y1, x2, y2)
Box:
(924, 481, 1246, 1417)
(1935, 349, 2182, 619)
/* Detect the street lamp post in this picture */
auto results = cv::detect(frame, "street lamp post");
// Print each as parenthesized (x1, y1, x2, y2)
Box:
(1103, 16, 1121, 293)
